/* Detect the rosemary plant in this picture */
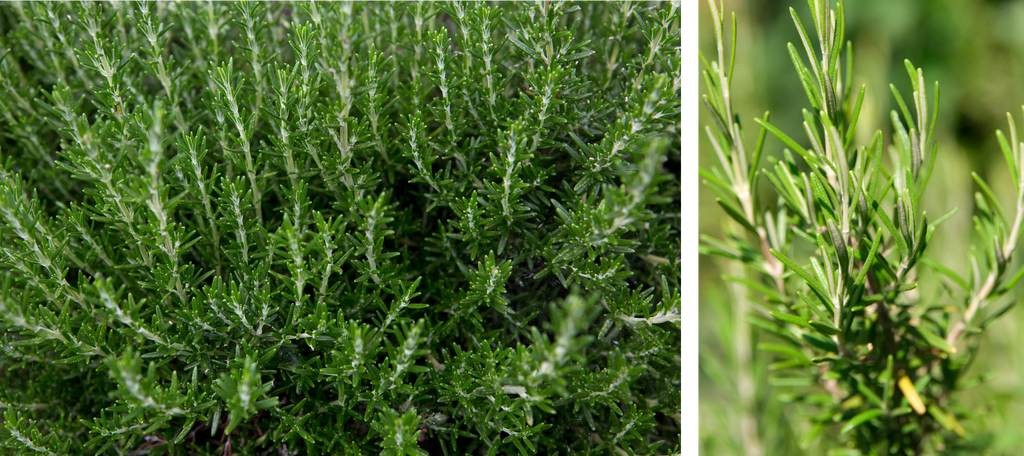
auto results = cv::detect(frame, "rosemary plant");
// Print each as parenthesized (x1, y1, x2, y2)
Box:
(701, 0, 1024, 453)
(0, 1, 681, 455)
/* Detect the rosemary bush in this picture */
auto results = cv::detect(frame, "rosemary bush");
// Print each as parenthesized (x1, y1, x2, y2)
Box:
(0, 1, 681, 455)
(701, 0, 1024, 454)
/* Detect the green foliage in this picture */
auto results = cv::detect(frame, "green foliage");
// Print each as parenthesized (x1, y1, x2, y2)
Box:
(700, 0, 1024, 454)
(0, 1, 681, 455)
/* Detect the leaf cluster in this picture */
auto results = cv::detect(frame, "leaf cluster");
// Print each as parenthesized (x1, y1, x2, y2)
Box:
(700, 0, 1024, 454)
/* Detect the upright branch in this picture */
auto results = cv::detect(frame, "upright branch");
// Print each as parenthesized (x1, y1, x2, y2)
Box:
(698, 0, 1023, 453)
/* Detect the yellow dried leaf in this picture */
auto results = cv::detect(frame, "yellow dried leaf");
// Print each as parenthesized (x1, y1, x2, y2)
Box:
(898, 375, 927, 415)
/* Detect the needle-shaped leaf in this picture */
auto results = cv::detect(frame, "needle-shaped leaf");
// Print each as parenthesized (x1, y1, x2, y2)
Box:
(928, 404, 966, 437)
(845, 85, 866, 150)
(801, 332, 838, 353)
(997, 129, 1018, 184)
(717, 198, 757, 235)
(771, 249, 830, 303)
(808, 319, 840, 336)
(971, 172, 1008, 229)
(758, 343, 812, 365)
(841, 409, 884, 434)
(919, 257, 968, 291)
(749, 111, 771, 183)
(911, 325, 956, 355)
(866, 191, 908, 256)
(756, 117, 818, 167)
(855, 233, 884, 286)
(771, 311, 812, 328)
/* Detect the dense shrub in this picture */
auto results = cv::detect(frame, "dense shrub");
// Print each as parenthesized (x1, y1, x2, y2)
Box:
(0, 1, 681, 455)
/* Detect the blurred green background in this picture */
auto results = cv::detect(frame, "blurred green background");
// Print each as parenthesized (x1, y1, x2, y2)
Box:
(699, 0, 1024, 454)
